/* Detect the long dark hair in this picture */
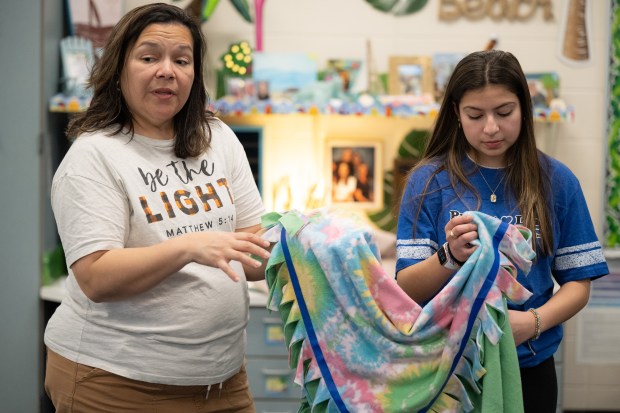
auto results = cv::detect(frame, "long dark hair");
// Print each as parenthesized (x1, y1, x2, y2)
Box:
(407, 50, 553, 255)
(66, 2, 215, 158)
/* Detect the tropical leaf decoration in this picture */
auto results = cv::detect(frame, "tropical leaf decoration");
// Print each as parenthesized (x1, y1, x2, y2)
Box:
(230, 0, 253, 22)
(366, 129, 429, 233)
(398, 128, 428, 158)
(200, 0, 220, 21)
(364, 0, 429, 16)
(200, 0, 253, 22)
(366, 169, 398, 233)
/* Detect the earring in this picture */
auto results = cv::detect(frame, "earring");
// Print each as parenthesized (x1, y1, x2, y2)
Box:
(457, 119, 461, 129)
(116, 80, 121, 91)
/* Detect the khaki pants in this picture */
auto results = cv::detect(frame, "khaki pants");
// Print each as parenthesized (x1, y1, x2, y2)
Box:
(45, 348, 255, 413)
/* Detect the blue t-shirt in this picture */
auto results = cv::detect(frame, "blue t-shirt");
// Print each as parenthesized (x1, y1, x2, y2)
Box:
(396, 155, 608, 368)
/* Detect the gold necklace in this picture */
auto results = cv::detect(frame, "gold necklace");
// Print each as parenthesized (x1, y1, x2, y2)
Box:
(479, 170, 505, 203)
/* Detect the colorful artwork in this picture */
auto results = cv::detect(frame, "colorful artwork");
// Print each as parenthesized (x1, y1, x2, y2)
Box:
(432, 52, 465, 103)
(324, 59, 363, 94)
(252, 53, 317, 97)
(525, 72, 560, 109)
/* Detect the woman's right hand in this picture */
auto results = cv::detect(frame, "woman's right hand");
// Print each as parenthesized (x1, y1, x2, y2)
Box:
(444, 214, 478, 263)
(71, 229, 271, 302)
(184, 229, 271, 282)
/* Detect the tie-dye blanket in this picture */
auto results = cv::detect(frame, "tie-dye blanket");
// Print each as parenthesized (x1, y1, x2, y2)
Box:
(261, 209, 534, 413)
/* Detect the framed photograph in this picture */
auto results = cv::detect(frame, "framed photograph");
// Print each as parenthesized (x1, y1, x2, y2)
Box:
(388, 56, 433, 96)
(327, 140, 383, 210)
(225, 77, 255, 100)
(60, 36, 95, 96)
(525, 72, 560, 109)
(256, 80, 270, 100)
(324, 58, 363, 94)
(432, 52, 465, 103)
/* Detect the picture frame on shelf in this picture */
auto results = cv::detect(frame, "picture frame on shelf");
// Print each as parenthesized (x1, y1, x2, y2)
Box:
(327, 140, 383, 211)
(324, 58, 363, 94)
(432, 52, 465, 103)
(225, 77, 255, 100)
(60, 36, 95, 97)
(256, 80, 270, 100)
(388, 56, 433, 96)
(525, 72, 560, 109)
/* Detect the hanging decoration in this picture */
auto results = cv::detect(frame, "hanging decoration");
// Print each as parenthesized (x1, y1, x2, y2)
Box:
(364, 0, 428, 16)
(198, 0, 266, 51)
(254, 0, 266, 50)
(199, 0, 253, 23)
(438, 0, 554, 22)
(230, 0, 253, 22)
(558, 0, 591, 65)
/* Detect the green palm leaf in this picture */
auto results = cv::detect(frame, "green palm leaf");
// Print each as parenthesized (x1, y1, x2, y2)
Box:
(201, 0, 220, 21)
(365, 0, 428, 16)
(230, 0, 253, 23)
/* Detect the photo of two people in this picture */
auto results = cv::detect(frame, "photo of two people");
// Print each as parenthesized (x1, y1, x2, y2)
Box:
(329, 143, 382, 210)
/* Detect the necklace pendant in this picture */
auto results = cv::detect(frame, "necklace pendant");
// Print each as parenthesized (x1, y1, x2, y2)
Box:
(490, 194, 497, 203)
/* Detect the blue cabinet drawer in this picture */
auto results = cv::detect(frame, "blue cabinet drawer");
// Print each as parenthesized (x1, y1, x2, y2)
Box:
(246, 357, 301, 399)
(247, 308, 288, 357)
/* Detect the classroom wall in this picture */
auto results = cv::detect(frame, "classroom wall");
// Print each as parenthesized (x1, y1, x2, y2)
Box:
(188, 0, 610, 236)
(122, 0, 612, 236)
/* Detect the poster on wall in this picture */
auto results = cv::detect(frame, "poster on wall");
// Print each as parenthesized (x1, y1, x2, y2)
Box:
(252, 52, 317, 99)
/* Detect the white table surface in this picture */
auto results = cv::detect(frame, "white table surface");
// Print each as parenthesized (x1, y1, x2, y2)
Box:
(40, 258, 397, 306)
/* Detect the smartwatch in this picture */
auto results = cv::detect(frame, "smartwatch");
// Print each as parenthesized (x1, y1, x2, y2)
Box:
(437, 242, 461, 271)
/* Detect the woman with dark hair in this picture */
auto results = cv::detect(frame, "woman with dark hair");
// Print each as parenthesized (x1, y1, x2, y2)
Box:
(395, 50, 608, 412)
(44, 3, 269, 412)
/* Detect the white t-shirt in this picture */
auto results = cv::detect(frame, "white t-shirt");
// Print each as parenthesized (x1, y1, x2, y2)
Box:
(45, 119, 264, 385)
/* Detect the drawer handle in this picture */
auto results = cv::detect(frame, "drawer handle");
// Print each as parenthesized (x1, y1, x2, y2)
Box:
(262, 317, 282, 324)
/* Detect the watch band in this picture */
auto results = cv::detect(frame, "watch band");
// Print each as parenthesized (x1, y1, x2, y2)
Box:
(446, 243, 466, 266)
(437, 242, 461, 270)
